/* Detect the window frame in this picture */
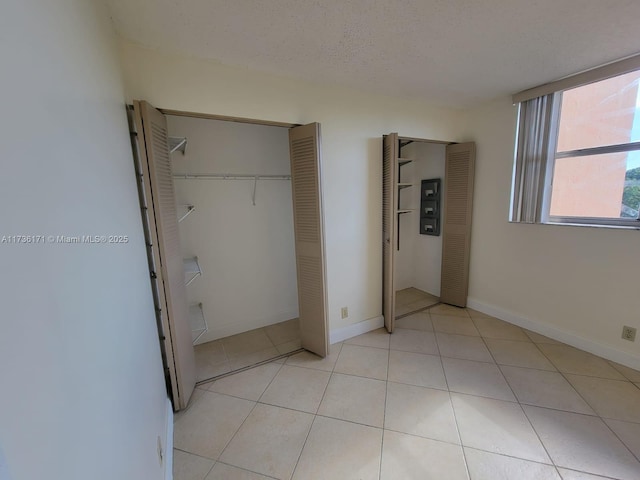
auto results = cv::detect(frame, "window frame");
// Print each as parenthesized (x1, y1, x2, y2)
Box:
(543, 88, 640, 228)
(512, 67, 640, 230)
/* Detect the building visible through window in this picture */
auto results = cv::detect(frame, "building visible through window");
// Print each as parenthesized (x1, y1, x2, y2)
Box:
(510, 59, 640, 228)
(550, 70, 640, 221)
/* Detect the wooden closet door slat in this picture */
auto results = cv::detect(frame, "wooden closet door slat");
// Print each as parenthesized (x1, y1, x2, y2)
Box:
(382, 133, 398, 332)
(440, 142, 476, 307)
(289, 123, 329, 357)
(136, 100, 195, 410)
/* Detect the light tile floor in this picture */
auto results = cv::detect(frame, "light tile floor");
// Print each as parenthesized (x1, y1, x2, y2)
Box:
(175, 307, 640, 480)
(194, 318, 301, 382)
(395, 287, 439, 317)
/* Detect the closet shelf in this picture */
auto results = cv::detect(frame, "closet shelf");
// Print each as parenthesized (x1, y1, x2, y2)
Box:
(169, 137, 187, 155)
(189, 303, 208, 344)
(398, 158, 414, 167)
(177, 204, 195, 223)
(183, 257, 202, 286)
(173, 173, 291, 180)
(397, 183, 413, 189)
(397, 209, 415, 214)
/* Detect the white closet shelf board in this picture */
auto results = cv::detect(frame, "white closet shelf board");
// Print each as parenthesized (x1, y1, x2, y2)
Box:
(183, 257, 202, 286)
(397, 209, 415, 214)
(173, 173, 291, 180)
(397, 135, 456, 145)
(398, 183, 413, 189)
(398, 158, 414, 166)
(189, 303, 207, 344)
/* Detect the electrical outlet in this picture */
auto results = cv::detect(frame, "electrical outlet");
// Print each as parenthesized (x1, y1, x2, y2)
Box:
(622, 325, 636, 342)
(341, 307, 349, 319)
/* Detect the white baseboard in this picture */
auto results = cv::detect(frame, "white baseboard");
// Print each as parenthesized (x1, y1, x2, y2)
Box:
(467, 298, 640, 371)
(330, 315, 384, 344)
(164, 398, 174, 480)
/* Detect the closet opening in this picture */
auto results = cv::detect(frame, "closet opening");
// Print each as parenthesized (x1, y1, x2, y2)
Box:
(394, 138, 445, 318)
(130, 101, 328, 410)
(168, 113, 302, 383)
(382, 133, 475, 333)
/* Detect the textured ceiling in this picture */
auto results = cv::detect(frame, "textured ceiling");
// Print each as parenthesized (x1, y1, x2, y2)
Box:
(106, 0, 640, 108)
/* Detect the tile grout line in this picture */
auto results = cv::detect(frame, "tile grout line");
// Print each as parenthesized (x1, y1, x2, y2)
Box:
(473, 319, 559, 473)
(523, 356, 640, 475)
(607, 360, 640, 383)
(288, 345, 342, 480)
(518, 394, 563, 477)
(470, 316, 546, 463)
(194, 452, 218, 480)
(534, 344, 640, 428)
(201, 457, 217, 480)
(528, 339, 640, 472)
(530, 341, 600, 411)
(212, 360, 287, 472)
(214, 459, 281, 479)
(172, 446, 217, 462)
(429, 326, 488, 478)
(429, 312, 444, 359)
(186, 311, 640, 479)
(462, 445, 558, 468)
(532, 342, 630, 380)
(436, 314, 472, 480)
(557, 374, 640, 464)
(378, 331, 392, 480)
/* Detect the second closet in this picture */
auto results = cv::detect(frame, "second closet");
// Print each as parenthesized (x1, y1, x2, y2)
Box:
(168, 115, 304, 382)
(382, 133, 476, 332)
(394, 139, 447, 317)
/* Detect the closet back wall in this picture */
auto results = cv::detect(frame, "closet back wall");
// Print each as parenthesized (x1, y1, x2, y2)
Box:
(412, 143, 446, 296)
(394, 142, 446, 297)
(167, 115, 299, 344)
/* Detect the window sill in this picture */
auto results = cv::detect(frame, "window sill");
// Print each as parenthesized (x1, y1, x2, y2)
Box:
(543, 220, 640, 231)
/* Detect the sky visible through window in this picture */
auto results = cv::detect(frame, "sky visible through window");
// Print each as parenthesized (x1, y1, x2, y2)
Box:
(628, 88, 640, 170)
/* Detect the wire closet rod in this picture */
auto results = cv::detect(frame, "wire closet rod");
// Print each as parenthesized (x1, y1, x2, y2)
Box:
(173, 173, 291, 180)
(173, 173, 291, 206)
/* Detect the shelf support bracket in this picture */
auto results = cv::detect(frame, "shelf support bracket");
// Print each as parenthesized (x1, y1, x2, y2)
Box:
(168, 137, 187, 155)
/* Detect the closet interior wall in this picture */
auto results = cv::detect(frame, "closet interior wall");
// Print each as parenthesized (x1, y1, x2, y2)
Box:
(395, 142, 446, 297)
(166, 115, 299, 344)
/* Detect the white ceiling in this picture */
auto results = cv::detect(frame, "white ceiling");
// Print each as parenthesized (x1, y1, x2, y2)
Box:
(106, 0, 640, 109)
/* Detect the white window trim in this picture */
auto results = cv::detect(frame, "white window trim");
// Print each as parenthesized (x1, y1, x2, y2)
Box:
(513, 53, 640, 104)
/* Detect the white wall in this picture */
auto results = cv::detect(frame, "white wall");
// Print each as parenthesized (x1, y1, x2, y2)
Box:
(166, 116, 299, 343)
(119, 41, 462, 334)
(460, 98, 640, 367)
(394, 142, 445, 297)
(413, 143, 446, 296)
(0, 2, 170, 479)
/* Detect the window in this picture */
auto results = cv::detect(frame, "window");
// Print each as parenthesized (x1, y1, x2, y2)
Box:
(511, 57, 640, 228)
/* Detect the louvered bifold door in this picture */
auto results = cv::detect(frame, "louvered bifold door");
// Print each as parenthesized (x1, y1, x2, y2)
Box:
(135, 100, 195, 410)
(382, 133, 398, 332)
(289, 123, 329, 357)
(440, 142, 476, 307)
